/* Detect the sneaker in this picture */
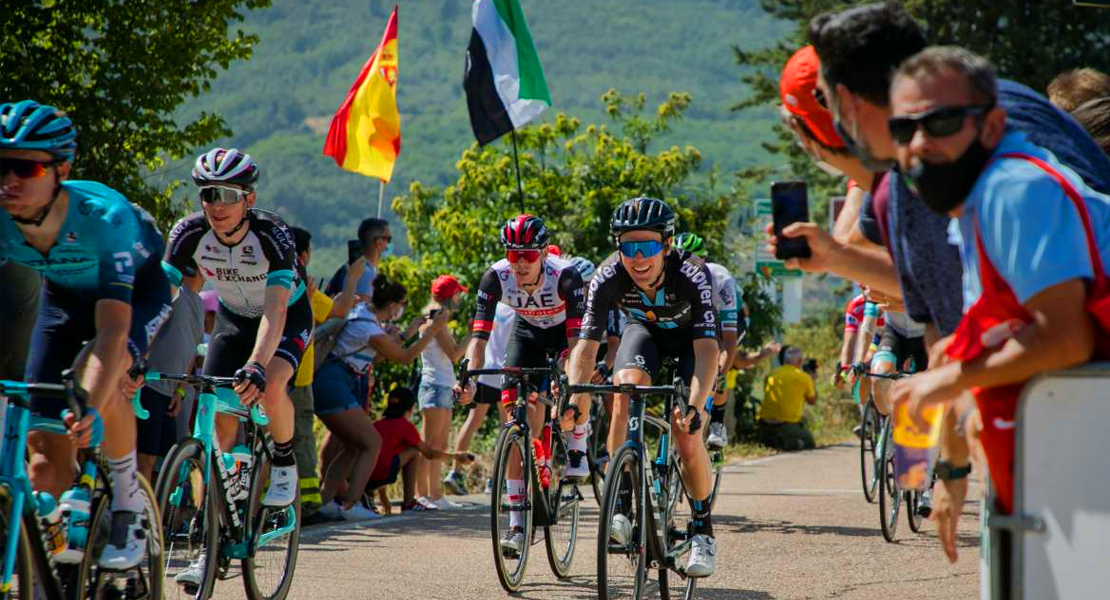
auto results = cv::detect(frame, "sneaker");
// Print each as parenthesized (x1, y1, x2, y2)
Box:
(416, 496, 440, 511)
(685, 534, 717, 578)
(483, 479, 493, 495)
(565, 449, 590, 480)
(442, 470, 469, 496)
(317, 501, 343, 521)
(707, 422, 728, 450)
(262, 465, 297, 507)
(916, 488, 934, 519)
(97, 510, 147, 571)
(609, 513, 633, 546)
(433, 497, 461, 510)
(401, 500, 428, 512)
(500, 526, 525, 557)
(174, 553, 207, 587)
(341, 503, 381, 521)
(303, 509, 342, 526)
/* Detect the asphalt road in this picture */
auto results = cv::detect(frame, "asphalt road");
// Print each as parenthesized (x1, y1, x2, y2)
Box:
(216, 442, 981, 599)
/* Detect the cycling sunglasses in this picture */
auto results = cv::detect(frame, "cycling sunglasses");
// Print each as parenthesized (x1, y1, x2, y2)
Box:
(199, 185, 250, 206)
(0, 157, 63, 179)
(506, 249, 541, 263)
(618, 239, 665, 259)
(888, 104, 993, 146)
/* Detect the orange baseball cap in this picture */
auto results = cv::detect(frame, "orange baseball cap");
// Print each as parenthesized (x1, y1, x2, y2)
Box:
(780, 46, 845, 149)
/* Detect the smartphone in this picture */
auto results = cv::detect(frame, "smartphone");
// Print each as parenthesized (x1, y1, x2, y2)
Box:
(346, 239, 362, 265)
(771, 180, 811, 260)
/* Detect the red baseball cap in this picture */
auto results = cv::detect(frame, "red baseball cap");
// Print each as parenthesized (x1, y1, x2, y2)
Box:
(780, 46, 845, 149)
(431, 275, 468, 301)
(546, 244, 562, 257)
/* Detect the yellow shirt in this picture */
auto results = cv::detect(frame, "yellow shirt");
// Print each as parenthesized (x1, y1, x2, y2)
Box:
(760, 364, 815, 424)
(294, 290, 335, 387)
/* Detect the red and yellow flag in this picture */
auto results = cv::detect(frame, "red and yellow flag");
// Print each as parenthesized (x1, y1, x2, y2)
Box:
(323, 6, 400, 181)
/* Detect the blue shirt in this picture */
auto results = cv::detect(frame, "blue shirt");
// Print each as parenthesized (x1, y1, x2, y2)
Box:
(0, 180, 164, 303)
(952, 131, 1110, 310)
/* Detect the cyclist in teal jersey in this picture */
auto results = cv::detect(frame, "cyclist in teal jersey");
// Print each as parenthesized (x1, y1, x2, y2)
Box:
(0, 100, 172, 570)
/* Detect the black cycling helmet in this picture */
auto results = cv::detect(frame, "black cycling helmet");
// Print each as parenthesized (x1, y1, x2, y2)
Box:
(610, 196, 676, 237)
(501, 214, 550, 249)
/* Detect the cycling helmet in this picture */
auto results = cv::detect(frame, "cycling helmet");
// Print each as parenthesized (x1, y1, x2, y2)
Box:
(674, 232, 707, 257)
(569, 256, 596, 280)
(610, 196, 675, 237)
(500, 214, 550, 249)
(192, 147, 260, 189)
(0, 100, 77, 161)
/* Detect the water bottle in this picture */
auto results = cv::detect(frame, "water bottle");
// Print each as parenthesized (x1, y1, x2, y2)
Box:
(221, 452, 248, 502)
(56, 484, 91, 564)
(231, 444, 253, 498)
(34, 491, 67, 558)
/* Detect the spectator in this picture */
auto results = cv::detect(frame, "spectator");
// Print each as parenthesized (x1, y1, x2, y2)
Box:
(758, 346, 818, 451)
(313, 275, 449, 519)
(0, 262, 40, 381)
(1071, 98, 1110, 157)
(415, 275, 471, 508)
(368, 387, 474, 514)
(324, 217, 391, 297)
(135, 273, 206, 483)
(199, 290, 218, 343)
(288, 226, 364, 523)
(1046, 67, 1110, 113)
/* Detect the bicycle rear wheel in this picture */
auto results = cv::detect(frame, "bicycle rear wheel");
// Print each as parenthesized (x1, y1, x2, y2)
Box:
(597, 445, 647, 600)
(0, 488, 34, 598)
(860, 401, 880, 504)
(242, 439, 301, 600)
(79, 470, 165, 600)
(490, 425, 533, 592)
(544, 430, 579, 578)
(878, 422, 900, 542)
(156, 439, 220, 600)
(906, 489, 925, 533)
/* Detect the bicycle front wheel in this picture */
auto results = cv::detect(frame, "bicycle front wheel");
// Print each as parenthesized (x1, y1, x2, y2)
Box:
(598, 445, 647, 600)
(0, 487, 34, 598)
(544, 430, 579, 578)
(906, 488, 926, 533)
(156, 439, 220, 600)
(242, 441, 301, 600)
(490, 424, 533, 592)
(79, 470, 165, 600)
(860, 401, 880, 504)
(878, 426, 901, 542)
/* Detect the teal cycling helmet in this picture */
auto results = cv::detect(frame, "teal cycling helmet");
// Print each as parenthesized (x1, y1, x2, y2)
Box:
(674, 232, 707, 257)
(0, 100, 77, 161)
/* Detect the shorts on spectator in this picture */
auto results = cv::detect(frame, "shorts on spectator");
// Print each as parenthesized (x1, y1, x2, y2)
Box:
(418, 381, 455, 410)
(365, 454, 401, 490)
(312, 358, 366, 417)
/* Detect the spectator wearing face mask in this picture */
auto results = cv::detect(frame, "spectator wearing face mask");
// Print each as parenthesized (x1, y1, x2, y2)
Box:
(324, 217, 393, 298)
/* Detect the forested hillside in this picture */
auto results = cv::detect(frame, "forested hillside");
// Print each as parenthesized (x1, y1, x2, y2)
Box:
(168, 0, 786, 254)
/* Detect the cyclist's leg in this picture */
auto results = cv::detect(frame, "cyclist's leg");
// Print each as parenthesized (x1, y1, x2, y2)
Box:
(202, 304, 253, 452)
(498, 318, 540, 534)
(606, 323, 659, 455)
(670, 337, 717, 577)
(260, 297, 310, 507)
(871, 324, 901, 416)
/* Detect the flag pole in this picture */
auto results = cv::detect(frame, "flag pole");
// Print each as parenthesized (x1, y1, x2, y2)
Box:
(510, 130, 525, 213)
(377, 179, 386, 218)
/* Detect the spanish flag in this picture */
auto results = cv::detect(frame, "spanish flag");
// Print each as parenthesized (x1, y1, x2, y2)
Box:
(323, 6, 401, 181)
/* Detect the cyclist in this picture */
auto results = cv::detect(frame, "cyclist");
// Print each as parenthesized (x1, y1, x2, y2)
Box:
(674, 231, 743, 449)
(1, 100, 172, 569)
(567, 197, 721, 577)
(455, 214, 586, 555)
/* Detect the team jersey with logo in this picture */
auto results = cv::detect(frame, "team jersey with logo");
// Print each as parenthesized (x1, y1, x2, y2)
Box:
(0, 180, 163, 303)
(162, 209, 304, 318)
(471, 256, 586, 338)
(844, 294, 886, 333)
(580, 249, 718, 341)
(707, 262, 739, 331)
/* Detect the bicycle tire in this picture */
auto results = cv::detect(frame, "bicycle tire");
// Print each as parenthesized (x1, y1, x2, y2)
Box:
(242, 441, 301, 600)
(597, 445, 647, 600)
(658, 467, 697, 600)
(860, 401, 880, 504)
(878, 421, 900, 542)
(544, 431, 579, 578)
(489, 425, 532, 592)
(906, 489, 925, 533)
(589, 400, 611, 506)
(0, 488, 34, 599)
(156, 439, 220, 600)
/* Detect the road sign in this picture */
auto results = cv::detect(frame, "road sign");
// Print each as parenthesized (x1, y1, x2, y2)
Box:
(754, 198, 803, 278)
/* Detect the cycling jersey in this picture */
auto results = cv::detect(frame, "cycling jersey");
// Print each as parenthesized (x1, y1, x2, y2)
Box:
(581, 249, 718, 341)
(471, 256, 585, 338)
(843, 294, 886, 333)
(0, 180, 164, 303)
(162, 209, 305, 318)
(706, 262, 739, 332)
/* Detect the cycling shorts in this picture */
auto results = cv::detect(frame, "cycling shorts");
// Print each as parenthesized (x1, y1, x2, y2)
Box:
(613, 322, 696, 387)
(501, 318, 567, 405)
(875, 323, 929, 373)
(203, 292, 313, 379)
(25, 262, 173, 419)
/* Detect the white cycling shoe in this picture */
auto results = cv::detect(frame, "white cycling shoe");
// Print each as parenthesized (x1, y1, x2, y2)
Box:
(500, 526, 525, 556)
(609, 513, 633, 546)
(97, 510, 147, 571)
(685, 534, 717, 578)
(707, 422, 728, 450)
(262, 465, 297, 507)
(175, 553, 207, 587)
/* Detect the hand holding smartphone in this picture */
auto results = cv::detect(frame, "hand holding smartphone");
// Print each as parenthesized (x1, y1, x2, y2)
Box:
(771, 180, 812, 260)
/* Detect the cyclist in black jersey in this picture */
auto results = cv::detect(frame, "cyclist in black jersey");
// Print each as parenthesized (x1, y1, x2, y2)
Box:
(567, 197, 720, 577)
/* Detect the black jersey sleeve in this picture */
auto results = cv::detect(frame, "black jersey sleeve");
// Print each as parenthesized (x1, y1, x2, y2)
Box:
(557, 265, 586, 338)
(580, 253, 623, 342)
(471, 267, 504, 340)
(162, 212, 207, 286)
(676, 256, 720, 340)
(253, 210, 298, 290)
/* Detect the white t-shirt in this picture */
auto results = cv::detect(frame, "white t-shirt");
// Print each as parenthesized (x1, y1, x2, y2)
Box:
(478, 303, 516, 388)
(421, 322, 457, 387)
(334, 303, 385, 372)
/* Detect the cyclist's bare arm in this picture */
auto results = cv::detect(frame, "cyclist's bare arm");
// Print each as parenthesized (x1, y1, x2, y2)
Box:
(568, 339, 601, 422)
(687, 338, 719, 417)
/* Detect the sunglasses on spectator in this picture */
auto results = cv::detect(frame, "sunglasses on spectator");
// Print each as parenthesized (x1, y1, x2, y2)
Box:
(888, 104, 993, 146)
(506, 249, 541, 263)
(199, 185, 250, 206)
(618, 240, 665, 259)
(1, 157, 63, 179)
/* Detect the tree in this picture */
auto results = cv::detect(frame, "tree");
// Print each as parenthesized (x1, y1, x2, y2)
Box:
(2, 0, 273, 228)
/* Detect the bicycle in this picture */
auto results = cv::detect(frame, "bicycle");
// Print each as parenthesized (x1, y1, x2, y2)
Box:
(0, 371, 163, 600)
(146, 373, 300, 600)
(853, 386, 881, 505)
(568, 376, 701, 600)
(457, 358, 582, 593)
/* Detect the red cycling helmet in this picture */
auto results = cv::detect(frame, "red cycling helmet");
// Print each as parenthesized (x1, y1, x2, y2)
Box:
(500, 214, 550, 249)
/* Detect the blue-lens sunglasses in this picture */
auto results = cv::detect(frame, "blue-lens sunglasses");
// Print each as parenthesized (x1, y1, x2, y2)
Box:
(618, 239, 665, 259)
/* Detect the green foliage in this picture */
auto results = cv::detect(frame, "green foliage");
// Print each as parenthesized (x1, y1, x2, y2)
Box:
(2, 0, 272, 229)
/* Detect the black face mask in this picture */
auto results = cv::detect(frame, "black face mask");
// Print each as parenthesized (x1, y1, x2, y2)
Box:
(902, 137, 992, 215)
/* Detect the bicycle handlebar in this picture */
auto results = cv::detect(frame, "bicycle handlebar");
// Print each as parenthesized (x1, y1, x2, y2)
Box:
(0, 371, 86, 419)
(141, 372, 269, 426)
(564, 382, 687, 398)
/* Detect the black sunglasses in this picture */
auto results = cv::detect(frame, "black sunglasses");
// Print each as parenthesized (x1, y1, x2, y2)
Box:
(888, 104, 994, 146)
(0, 157, 63, 179)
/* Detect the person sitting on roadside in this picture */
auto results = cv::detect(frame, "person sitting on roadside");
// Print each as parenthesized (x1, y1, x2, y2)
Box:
(368, 387, 475, 514)
(313, 274, 450, 520)
(759, 345, 818, 451)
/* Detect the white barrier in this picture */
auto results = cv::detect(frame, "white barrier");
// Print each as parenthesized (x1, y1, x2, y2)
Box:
(989, 364, 1110, 599)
